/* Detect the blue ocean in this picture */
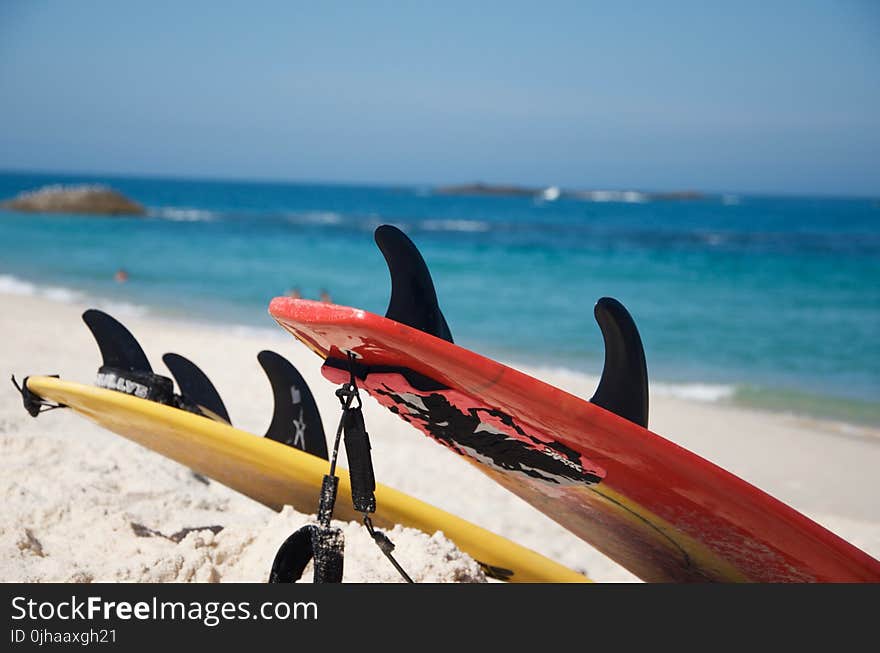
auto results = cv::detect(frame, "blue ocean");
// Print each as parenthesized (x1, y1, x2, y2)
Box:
(1, 171, 878, 425)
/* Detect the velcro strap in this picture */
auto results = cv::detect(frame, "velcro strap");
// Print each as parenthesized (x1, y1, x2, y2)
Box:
(343, 406, 376, 513)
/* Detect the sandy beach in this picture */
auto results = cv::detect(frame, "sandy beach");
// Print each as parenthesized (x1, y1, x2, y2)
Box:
(1, 291, 878, 583)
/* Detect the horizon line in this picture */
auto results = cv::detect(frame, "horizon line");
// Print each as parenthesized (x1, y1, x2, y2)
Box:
(1, 166, 878, 202)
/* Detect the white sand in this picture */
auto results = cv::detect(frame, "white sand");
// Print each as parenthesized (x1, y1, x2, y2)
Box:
(1, 292, 878, 582)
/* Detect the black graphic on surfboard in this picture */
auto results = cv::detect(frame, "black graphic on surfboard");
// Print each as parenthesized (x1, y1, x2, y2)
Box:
(369, 377, 604, 486)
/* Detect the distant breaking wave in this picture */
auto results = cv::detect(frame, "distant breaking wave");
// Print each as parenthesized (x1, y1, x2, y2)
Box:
(282, 213, 492, 234)
(285, 211, 345, 226)
(419, 219, 491, 233)
(130, 206, 880, 256)
(151, 207, 216, 222)
(572, 190, 648, 203)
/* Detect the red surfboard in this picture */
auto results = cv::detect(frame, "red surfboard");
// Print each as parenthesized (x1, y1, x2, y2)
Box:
(269, 226, 880, 582)
(270, 297, 879, 582)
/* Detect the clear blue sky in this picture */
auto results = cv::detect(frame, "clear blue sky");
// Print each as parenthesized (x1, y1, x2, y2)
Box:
(1, 1, 878, 195)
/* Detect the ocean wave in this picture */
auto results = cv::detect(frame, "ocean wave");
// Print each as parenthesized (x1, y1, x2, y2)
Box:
(541, 186, 561, 202)
(521, 362, 736, 404)
(571, 190, 648, 203)
(0, 275, 38, 295)
(0, 274, 85, 303)
(0, 274, 148, 317)
(131, 206, 879, 256)
(151, 207, 216, 222)
(285, 211, 345, 226)
(419, 219, 491, 233)
(89, 299, 149, 318)
(653, 382, 736, 402)
(697, 231, 727, 246)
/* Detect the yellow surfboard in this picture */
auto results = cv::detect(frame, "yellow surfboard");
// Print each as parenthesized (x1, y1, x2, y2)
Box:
(26, 375, 589, 583)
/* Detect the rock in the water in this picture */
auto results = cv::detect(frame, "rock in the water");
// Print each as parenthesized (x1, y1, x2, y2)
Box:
(435, 182, 540, 197)
(1, 184, 146, 216)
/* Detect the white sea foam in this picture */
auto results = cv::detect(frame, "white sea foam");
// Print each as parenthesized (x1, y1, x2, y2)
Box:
(0, 275, 38, 296)
(0, 274, 85, 303)
(0, 274, 148, 317)
(541, 186, 561, 202)
(653, 382, 736, 402)
(287, 211, 344, 225)
(510, 361, 735, 404)
(90, 300, 149, 318)
(572, 190, 648, 203)
(420, 219, 491, 233)
(699, 232, 726, 246)
(152, 207, 216, 222)
(622, 191, 647, 203)
(41, 286, 85, 303)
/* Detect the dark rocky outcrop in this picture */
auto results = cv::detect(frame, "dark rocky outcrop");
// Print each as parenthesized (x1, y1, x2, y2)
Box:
(1, 184, 146, 216)
(435, 183, 540, 197)
(436, 182, 706, 202)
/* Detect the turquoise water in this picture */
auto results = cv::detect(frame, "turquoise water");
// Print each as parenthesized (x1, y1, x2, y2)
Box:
(1, 171, 878, 424)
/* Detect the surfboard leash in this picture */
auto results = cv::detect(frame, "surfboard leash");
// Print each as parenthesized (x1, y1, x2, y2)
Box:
(11, 375, 67, 416)
(336, 354, 413, 583)
(269, 353, 412, 583)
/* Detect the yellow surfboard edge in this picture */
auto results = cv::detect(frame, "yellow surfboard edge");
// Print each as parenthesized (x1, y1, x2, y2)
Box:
(25, 376, 591, 584)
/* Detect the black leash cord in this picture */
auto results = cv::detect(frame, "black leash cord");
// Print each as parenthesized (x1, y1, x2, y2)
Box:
(313, 385, 353, 530)
(338, 353, 414, 583)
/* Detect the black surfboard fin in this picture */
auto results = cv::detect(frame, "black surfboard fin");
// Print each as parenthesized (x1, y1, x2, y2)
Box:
(82, 309, 175, 403)
(589, 297, 649, 429)
(162, 353, 231, 424)
(258, 350, 329, 460)
(375, 224, 453, 343)
(82, 309, 152, 373)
